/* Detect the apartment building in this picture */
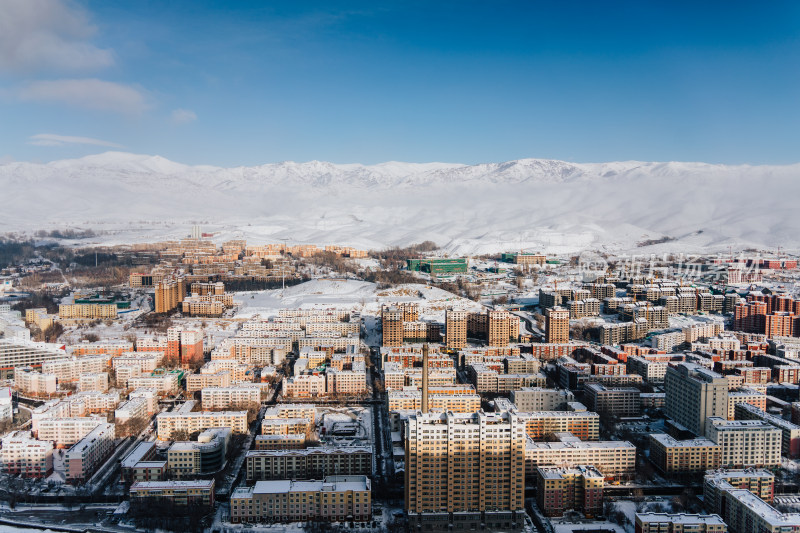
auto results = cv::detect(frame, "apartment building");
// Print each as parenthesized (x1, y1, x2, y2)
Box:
(66, 391, 119, 415)
(536, 465, 604, 518)
(78, 372, 109, 393)
(64, 422, 115, 483)
(154, 278, 186, 314)
(181, 296, 223, 317)
(71, 339, 133, 357)
(627, 356, 669, 383)
(37, 416, 104, 447)
(649, 434, 721, 475)
(0, 431, 54, 478)
(651, 331, 686, 352)
(126, 386, 159, 413)
(704, 470, 775, 512)
(466, 310, 520, 346)
(115, 365, 141, 388)
(156, 401, 247, 440)
(230, 476, 371, 523)
(129, 480, 215, 508)
(467, 363, 543, 393)
(282, 372, 326, 398)
(166, 326, 203, 366)
(381, 306, 403, 347)
(263, 404, 317, 423)
(326, 368, 368, 395)
(530, 343, 582, 361)
(704, 418, 781, 468)
(510, 388, 574, 412)
(383, 363, 457, 391)
(120, 442, 159, 483)
(584, 384, 641, 417)
(546, 307, 570, 344)
(0, 387, 11, 423)
(135, 337, 169, 354)
(201, 385, 261, 410)
(186, 371, 231, 393)
(404, 411, 525, 515)
(713, 486, 800, 533)
(129, 272, 165, 288)
(167, 428, 231, 478)
(665, 363, 729, 437)
(517, 411, 600, 441)
(734, 403, 800, 458)
(128, 371, 181, 393)
(245, 446, 373, 481)
(42, 356, 108, 382)
(0, 339, 68, 380)
(525, 436, 636, 480)
(727, 389, 767, 419)
(387, 390, 480, 413)
(201, 358, 250, 381)
(58, 303, 117, 320)
(115, 397, 149, 425)
(446, 308, 468, 349)
(112, 352, 162, 373)
(488, 309, 517, 347)
(254, 434, 307, 450)
(567, 298, 602, 319)
(261, 417, 311, 436)
(14, 367, 57, 395)
(601, 321, 648, 346)
(24, 308, 55, 331)
(634, 513, 728, 533)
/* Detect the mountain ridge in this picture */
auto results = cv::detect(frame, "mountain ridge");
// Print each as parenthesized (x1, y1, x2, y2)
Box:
(2, 152, 799, 254)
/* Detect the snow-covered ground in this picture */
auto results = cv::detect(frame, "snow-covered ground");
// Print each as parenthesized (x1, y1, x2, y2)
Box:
(234, 279, 484, 320)
(3, 152, 800, 256)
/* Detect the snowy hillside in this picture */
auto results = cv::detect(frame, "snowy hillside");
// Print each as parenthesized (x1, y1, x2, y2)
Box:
(2, 151, 799, 254)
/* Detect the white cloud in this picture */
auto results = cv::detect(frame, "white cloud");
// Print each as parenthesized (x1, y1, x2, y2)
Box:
(171, 108, 198, 124)
(0, 0, 114, 73)
(18, 78, 149, 114)
(28, 133, 123, 148)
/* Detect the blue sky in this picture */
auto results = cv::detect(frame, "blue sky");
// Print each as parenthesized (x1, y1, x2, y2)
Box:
(1, 0, 799, 166)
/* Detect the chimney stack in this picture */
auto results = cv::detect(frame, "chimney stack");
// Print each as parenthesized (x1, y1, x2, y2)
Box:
(421, 343, 429, 414)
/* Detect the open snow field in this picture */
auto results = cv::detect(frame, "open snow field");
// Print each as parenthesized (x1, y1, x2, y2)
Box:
(234, 279, 484, 320)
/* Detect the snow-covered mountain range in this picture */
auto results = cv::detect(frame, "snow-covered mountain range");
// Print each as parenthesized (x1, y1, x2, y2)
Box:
(2, 152, 798, 255)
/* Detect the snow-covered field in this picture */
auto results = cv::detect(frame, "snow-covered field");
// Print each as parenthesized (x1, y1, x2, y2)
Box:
(234, 279, 484, 320)
(3, 152, 799, 255)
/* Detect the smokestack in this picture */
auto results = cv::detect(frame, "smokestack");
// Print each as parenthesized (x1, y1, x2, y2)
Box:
(421, 343, 429, 414)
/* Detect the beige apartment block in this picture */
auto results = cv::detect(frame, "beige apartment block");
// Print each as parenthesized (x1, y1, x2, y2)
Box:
(381, 306, 403, 347)
(58, 304, 117, 320)
(201, 385, 261, 410)
(156, 402, 247, 440)
(649, 434, 721, 475)
(404, 410, 525, 514)
(446, 309, 468, 349)
(705, 417, 781, 468)
(230, 476, 370, 523)
(546, 307, 570, 344)
(524, 436, 636, 480)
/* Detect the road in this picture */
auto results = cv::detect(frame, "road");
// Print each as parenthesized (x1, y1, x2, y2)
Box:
(216, 405, 266, 500)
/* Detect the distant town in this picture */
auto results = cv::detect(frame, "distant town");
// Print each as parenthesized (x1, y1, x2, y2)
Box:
(0, 228, 799, 533)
